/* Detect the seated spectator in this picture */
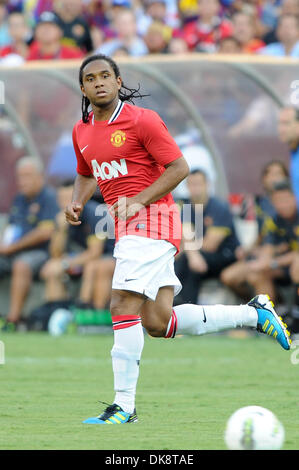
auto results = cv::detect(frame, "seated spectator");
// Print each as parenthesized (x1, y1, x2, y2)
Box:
(278, 106, 299, 208)
(183, 0, 233, 52)
(218, 35, 241, 53)
(167, 35, 189, 54)
(221, 160, 289, 299)
(263, 0, 299, 45)
(27, 11, 83, 61)
(0, 12, 30, 60)
(96, 8, 148, 57)
(259, 14, 299, 57)
(0, 0, 11, 48)
(144, 21, 172, 53)
(53, 0, 93, 53)
(0, 156, 59, 329)
(174, 169, 239, 304)
(40, 180, 114, 308)
(246, 181, 299, 316)
(136, 0, 177, 36)
(232, 11, 265, 53)
(255, 160, 289, 236)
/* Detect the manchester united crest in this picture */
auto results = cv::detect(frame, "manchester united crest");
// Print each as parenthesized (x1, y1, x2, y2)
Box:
(111, 130, 126, 148)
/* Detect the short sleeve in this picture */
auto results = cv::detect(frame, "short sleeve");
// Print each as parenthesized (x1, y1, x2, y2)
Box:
(72, 124, 92, 176)
(209, 200, 233, 230)
(261, 216, 281, 245)
(38, 188, 59, 224)
(137, 110, 182, 167)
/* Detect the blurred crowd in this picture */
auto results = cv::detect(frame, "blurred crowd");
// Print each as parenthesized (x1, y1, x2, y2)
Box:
(1, 105, 299, 337)
(1, 0, 299, 64)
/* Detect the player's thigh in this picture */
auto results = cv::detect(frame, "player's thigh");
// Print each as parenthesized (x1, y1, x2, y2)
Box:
(141, 285, 174, 333)
(110, 288, 146, 317)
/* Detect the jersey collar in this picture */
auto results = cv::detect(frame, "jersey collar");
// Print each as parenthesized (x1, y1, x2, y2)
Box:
(91, 100, 124, 126)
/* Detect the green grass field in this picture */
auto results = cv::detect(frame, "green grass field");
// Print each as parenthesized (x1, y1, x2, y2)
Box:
(0, 331, 298, 450)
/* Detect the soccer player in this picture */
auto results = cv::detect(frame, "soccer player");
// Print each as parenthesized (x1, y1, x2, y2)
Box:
(66, 54, 291, 425)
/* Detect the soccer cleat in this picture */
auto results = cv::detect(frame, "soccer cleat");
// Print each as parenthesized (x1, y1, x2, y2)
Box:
(248, 294, 291, 350)
(83, 403, 138, 424)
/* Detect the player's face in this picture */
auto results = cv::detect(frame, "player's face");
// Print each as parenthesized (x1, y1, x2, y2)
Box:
(81, 60, 122, 108)
(16, 164, 44, 198)
(263, 164, 287, 192)
(187, 172, 208, 202)
(271, 190, 297, 220)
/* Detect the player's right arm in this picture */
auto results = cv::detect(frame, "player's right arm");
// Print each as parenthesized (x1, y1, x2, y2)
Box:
(66, 125, 97, 226)
(65, 174, 97, 226)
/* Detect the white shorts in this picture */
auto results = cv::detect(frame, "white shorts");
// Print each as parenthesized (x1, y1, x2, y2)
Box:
(112, 235, 182, 301)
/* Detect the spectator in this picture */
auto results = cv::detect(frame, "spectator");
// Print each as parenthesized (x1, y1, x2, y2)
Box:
(218, 35, 241, 53)
(174, 169, 239, 304)
(96, 8, 148, 57)
(143, 20, 172, 53)
(255, 160, 289, 235)
(0, 0, 11, 47)
(0, 12, 30, 60)
(263, 0, 299, 45)
(0, 156, 59, 329)
(90, 24, 105, 51)
(40, 180, 114, 307)
(183, 0, 233, 52)
(27, 11, 83, 61)
(167, 35, 189, 54)
(221, 160, 289, 299)
(232, 11, 265, 53)
(53, 0, 93, 53)
(246, 181, 299, 314)
(278, 106, 299, 207)
(259, 14, 299, 57)
(136, 0, 177, 36)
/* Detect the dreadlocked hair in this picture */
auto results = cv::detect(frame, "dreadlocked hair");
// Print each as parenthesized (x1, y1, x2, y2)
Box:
(79, 54, 149, 124)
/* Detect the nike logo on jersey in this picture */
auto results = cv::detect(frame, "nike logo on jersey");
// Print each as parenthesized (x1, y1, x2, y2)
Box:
(80, 145, 88, 153)
(125, 278, 138, 282)
(202, 307, 207, 323)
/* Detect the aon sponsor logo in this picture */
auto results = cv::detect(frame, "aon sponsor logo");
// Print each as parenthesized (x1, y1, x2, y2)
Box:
(92, 158, 128, 181)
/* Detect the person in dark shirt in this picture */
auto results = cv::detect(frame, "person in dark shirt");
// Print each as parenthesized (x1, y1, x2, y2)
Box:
(53, 0, 93, 53)
(0, 156, 59, 327)
(246, 181, 299, 318)
(40, 180, 114, 306)
(221, 160, 289, 299)
(174, 169, 239, 304)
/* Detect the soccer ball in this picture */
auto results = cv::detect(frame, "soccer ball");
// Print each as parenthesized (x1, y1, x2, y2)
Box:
(48, 308, 73, 336)
(224, 406, 285, 450)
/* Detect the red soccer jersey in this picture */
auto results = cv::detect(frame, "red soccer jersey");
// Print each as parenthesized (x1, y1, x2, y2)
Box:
(72, 101, 183, 252)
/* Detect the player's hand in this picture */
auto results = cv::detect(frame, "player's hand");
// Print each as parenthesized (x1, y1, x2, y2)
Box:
(110, 197, 144, 221)
(187, 251, 208, 273)
(65, 202, 83, 226)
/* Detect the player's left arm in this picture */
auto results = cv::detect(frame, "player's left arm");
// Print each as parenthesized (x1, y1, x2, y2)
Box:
(113, 157, 189, 220)
(113, 110, 190, 219)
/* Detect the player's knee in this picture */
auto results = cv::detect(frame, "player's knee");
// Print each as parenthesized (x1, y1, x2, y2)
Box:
(142, 317, 168, 338)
